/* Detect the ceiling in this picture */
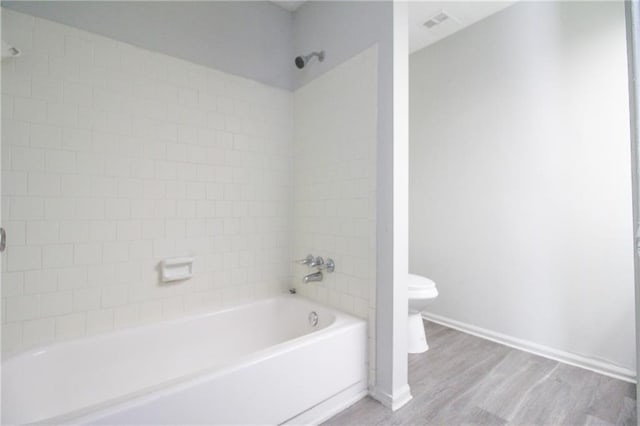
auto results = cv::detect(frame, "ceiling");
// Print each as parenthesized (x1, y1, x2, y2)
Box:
(273, 1, 515, 54)
(408, 1, 515, 53)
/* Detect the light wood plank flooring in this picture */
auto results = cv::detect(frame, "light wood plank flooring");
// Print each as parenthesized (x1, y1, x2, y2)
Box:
(323, 321, 636, 426)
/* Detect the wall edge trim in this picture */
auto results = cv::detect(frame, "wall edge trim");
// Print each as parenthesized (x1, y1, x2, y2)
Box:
(422, 312, 637, 384)
(369, 384, 413, 411)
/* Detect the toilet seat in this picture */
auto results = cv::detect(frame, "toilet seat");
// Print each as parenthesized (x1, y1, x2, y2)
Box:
(408, 274, 438, 299)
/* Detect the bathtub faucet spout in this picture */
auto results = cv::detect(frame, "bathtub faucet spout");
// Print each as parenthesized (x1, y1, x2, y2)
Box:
(303, 271, 323, 283)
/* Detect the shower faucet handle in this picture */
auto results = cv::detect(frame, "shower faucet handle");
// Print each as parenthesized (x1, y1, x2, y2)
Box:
(297, 255, 335, 273)
(323, 258, 335, 273)
(316, 258, 335, 273)
(297, 254, 314, 265)
(310, 256, 324, 268)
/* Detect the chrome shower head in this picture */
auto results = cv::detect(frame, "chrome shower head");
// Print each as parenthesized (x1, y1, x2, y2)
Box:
(294, 50, 325, 69)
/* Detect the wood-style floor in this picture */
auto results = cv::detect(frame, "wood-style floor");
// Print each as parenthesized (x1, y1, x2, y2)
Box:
(323, 321, 636, 426)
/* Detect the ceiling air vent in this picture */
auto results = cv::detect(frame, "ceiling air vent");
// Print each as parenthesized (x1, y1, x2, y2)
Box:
(423, 10, 452, 29)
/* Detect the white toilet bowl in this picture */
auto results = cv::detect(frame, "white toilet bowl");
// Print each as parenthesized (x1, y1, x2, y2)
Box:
(407, 274, 438, 354)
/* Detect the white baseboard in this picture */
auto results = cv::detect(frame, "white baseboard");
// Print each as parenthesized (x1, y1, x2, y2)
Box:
(284, 381, 368, 425)
(422, 312, 637, 384)
(369, 384, 413, 411)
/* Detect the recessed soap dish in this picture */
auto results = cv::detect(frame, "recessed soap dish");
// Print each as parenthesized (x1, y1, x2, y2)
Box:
(161, 257, 193, 283)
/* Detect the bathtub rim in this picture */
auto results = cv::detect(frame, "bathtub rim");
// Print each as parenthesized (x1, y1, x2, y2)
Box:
(3, 294, 367, 425)
(2, 293, 350, 363)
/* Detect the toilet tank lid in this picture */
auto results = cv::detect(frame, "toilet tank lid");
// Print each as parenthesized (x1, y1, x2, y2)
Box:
(407, 274, 436, 289)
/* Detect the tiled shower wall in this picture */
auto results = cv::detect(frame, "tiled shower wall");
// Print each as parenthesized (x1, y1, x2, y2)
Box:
(292, 47, 377, 383)
(1, 9, 293, 354)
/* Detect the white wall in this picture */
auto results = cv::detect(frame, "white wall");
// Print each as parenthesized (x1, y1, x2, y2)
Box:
(625, 0, 640, 390)
(293, 45, 377, 383)
(293, 46, 376, 319)
(293, 1, 409, 404)
(293, 1, 408, 406)
(2, 1, 294, 90)
(410, 1, 636, 373)
(1, 9, 293, 354)
(389, 1, 411, 410)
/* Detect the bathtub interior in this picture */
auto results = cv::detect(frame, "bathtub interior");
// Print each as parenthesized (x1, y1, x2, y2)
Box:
(2, 296, 352, 425)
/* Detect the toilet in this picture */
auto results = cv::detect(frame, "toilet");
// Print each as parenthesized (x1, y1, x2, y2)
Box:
(407, 274, 438, 354)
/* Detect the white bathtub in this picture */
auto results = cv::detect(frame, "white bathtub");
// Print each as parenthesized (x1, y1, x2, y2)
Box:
(2, 295, 368, 425)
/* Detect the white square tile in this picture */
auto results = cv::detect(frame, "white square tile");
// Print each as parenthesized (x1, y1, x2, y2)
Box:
(2, 323, 23, 353)
(59, 221, 89, 243)
(55, 312, 85, 341)
(28, 173, 61, 196)
(57, 267, 88, 290)
(42, 244, 74, 269)
(32, 77, 63, 103)
(6, 294, 40, 322)
(22, 318, 55, 348)
(3, 272, 25, 298)
(8, 246, 42, 271)
(102, 241, 129, 264)
(14, 97, 47, 123)
(63, 81, 93, 107)
(4, 171, 28, 195)
(2, 68, 31, 97)
(24, 269, 58, 295)
(40, 291, 73, 316)
(86, 309, 113, 334)
(30, 123, 62, 149)
(11, 146, 45, 171)
(65, 35, 93, 64)
(3, 119, 30, 147)
(27, 221, 60, 245)
(45, 198, 74, 220)
(73, 287, 101, 311)
(114, 304, 139, 328)
(101, 285, 128, 308)
(45, 150, 76, 173)
(73, 243, 102, 265)
(47, 102, 78, 128)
